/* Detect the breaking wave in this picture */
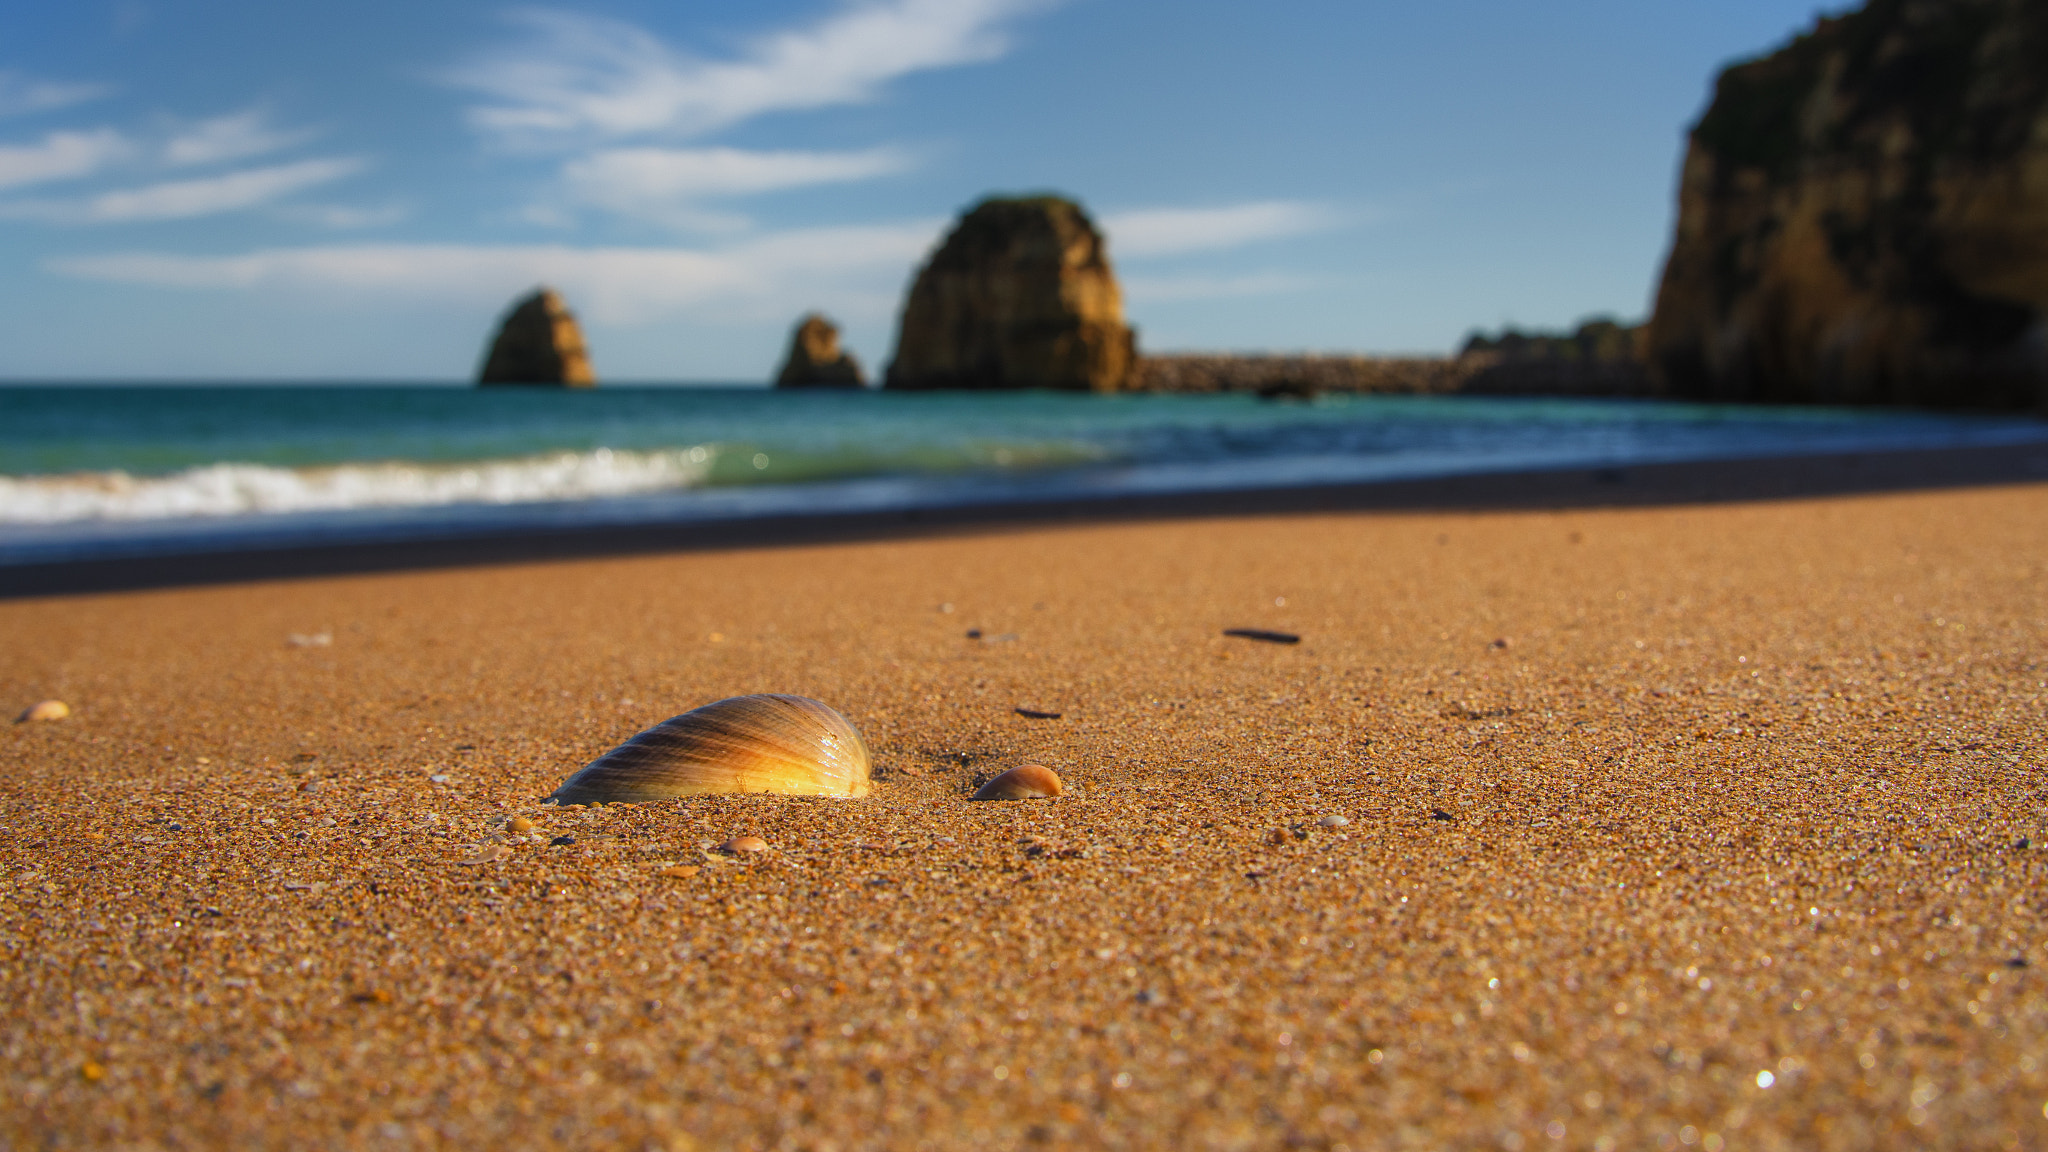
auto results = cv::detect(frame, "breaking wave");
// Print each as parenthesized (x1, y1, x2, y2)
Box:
(0, 446, 718, 523)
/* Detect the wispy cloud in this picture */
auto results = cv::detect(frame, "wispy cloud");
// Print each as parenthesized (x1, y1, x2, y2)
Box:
(1122, 271, 1320, 302)
(3, 157, 364, 222)
(1101, 201, 1340, 258)
(163, 109, 314, 167)
(448, 1, 1046, 144)
(0, 71, 111, 119)
(561, 145, 909, 228)
(49, 221, 944, 323)
(0, 129, 132, 191)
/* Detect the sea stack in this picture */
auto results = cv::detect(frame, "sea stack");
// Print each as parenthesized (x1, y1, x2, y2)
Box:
(774, 313, 865, 388)
(886, 195, 1136, 392)
(478, 288, 596, 387)
(1646, 0, 2048, 410)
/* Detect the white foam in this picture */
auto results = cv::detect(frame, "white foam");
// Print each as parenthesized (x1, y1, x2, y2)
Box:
(0, 446, 717, 523)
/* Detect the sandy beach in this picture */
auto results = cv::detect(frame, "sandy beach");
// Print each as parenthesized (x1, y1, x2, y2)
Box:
(4, 479, 2046, 1150)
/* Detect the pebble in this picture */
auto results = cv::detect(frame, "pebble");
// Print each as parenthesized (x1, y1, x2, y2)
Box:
(549, 835, 576, 846)
(1222, 629, 1300, 645)
(1316, 814, 1351, 829)
(286, 632, 332, 648)
(719, 835, 770, 854)
(972, 763, 1063, 801)
(16, 699, 70, 723)
(1013, 707, 1062, 720)
(659, 865, 702, 878)
(507, 816, 535, 834)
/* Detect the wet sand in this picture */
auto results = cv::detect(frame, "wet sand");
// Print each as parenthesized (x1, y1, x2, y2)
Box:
(3, 482, 2046, 1150)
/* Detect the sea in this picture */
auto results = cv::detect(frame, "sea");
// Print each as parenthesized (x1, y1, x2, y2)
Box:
(3, 384, 2045, 565)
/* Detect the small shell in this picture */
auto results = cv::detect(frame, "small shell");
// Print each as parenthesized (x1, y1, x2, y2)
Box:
(550, 694, 870, 805)
(16, 700, 69, 723)
(971, 763, 1063, 801)
(1316, 814, 1350, 829)
(719, 836, 769, 854)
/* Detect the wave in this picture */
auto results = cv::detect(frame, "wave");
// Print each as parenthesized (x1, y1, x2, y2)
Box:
(0, 446, 718, 523)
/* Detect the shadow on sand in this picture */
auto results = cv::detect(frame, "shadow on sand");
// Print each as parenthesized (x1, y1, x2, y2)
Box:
(4, 441, 2045, 600)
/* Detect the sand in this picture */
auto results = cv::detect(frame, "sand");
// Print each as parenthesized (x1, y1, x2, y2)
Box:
(3, 483, 2045, 1150)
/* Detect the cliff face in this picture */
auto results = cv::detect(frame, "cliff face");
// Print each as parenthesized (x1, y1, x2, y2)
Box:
(1647, 0, 2048, 409)
(886, 196, 1136, 392)
(774, 314, 865, 388)
(478, 289, 596, 387)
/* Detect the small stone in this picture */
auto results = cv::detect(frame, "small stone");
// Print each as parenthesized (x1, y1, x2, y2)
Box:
(718, 836, 770, 854)
(1317, 814, 1351, 829)
(16, 699, 69, 723)
(1222, 629, 1300, 645)
(1264, 827, 1289, 847)
(972, 763, 1063, 801)
(1014, 707, 1062, 720)
(549, 835, 575, 847)
(79, 1060, 104, 1082)
(507, 816, 535, 834)
(298, 780, 322, 793)
(659, 865, 701, 878)
(1490, 638, 1511, 649)
(350, 989, 392, 1005)
(1430, 808, 1456, 822)
(286, 632, 332, 648)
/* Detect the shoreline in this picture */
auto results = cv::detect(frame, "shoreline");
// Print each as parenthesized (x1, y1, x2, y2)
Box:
(4, 439, 2046, 599)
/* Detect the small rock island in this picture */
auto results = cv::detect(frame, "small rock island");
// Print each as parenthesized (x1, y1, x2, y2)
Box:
(477, 288, 596, 387)
(774, 313, 865, 388)
(885, 195, 1136, 392)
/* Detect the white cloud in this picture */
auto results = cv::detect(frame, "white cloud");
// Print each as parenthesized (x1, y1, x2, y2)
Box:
(449, 0, 1046, 144)
(1122, 271, 1319, 302)
(164, 109, 313, 167)
(0, 128, 132, 191)
(0, 72, 111, 119)
(1101, 201, 1339, 258)
(2, 157, 364, 222)
(561, 145, 908, 226)
(48, 221, 944, 324)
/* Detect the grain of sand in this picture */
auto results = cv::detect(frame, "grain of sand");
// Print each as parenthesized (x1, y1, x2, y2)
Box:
(4, 485, 2047, 1150)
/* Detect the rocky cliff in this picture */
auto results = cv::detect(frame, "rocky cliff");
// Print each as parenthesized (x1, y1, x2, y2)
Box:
(886, 196, 1136, 391)
(774, 313, 865, 388)
(1647, 0, 2048, 409)
(478, 288, 596, 387)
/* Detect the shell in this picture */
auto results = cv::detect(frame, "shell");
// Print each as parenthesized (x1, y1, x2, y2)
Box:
(719, 836, 769, 854)
(549, 694, 871, 805)
(971, 763, 1063, 801)
(16, 700, 69, 723)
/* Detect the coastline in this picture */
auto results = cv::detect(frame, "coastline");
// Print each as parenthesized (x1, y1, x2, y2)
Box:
(4, 438, 2046, 599)
(3, 473, 2045, 1148)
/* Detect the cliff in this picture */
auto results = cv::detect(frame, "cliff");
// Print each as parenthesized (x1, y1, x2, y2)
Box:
(1647, 0, 2048, 409)
(774, 314, 865, 388)
(478, 288, 596, 387)
(886, 195, 1136, 392)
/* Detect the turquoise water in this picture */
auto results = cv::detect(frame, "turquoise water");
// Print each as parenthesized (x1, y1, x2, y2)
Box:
(1, 384, 2043, 558)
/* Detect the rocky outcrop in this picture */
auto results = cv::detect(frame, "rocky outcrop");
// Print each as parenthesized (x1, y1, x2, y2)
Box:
(478, 288, 596, 387)
(1647, 0, 2048, 409)
(774, 313, 865, 388)
(886, 195, 1136, 391)
(1132, 351, 1653, 399)
(1457, 317, 1654, 396)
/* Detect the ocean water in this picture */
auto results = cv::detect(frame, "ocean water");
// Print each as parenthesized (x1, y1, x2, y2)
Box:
(2, 384, 2044, 563)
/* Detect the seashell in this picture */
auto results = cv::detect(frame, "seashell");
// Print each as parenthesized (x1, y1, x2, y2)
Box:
(971, 763, 1063, 801)
(549, 694, 871, 805)
(506, 816, 535, 834)
(718, 836, 769, 854)
(16, 699, 70, 723)
(1316, 814, 1350, 829)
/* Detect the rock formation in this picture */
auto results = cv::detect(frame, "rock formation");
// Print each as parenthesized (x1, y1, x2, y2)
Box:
(478, 288, 596, 387)
(886, 195, 1136, 391)
(1646, 0, 2048, 409)
(774, 313, 865, 387)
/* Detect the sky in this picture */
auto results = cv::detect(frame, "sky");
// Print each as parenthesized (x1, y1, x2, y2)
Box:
(0, 0, 1836, 382)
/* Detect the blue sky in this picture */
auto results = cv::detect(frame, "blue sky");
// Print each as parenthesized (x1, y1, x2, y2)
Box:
(0, 0, 1832, 382)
